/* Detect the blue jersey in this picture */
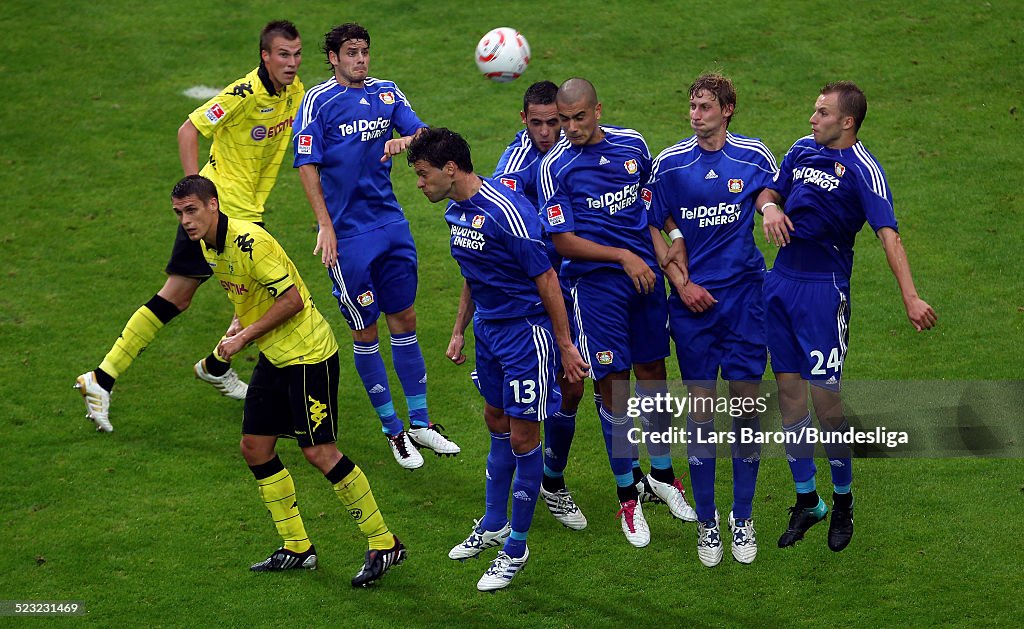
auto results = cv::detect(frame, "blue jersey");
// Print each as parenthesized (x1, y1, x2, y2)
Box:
(646, 132, 778, 290)
(292, 76, 427, 237)
(493, 129, 545, 203)
(446, 178, 552, 321)
(767, 135, 898, 278)
(538, 126, 656, 278)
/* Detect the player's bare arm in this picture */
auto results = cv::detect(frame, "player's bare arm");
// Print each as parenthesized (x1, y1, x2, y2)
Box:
(381, 127, 427, 162)
(756, 189, 792, 247)
(177, 119, 201, 176)
(878, 227, 937, 331)
(217, 286, 303, 360)
(650, 222, 688, 287)
(298, 164, 338, 267)
(534, 268, 589, 383)
(551, 231, 656, 294)
(446, 280, 475, 365)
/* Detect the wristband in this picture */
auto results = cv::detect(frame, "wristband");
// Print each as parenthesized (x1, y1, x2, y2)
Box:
(759, 202, 779, 215)
(668, 228, 683, 241)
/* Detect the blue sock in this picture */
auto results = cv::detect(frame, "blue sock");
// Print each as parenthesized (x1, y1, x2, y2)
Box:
(599, 405, 634, 484)
(822, 419, 853, 492)
(390, 331, 429, 428)
(687, 414, 717, 521)
(543, 410, 576, 475)
(353, 341, 403, 435)
(480, 432, 515, 532)
(636, 384, 671, 462)
(784, 413, 817, 491)
(506, 443, 542, 558)
(730, 415, 762, 520)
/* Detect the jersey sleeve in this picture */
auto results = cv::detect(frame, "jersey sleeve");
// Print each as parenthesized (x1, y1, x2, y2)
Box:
(537, 154, 575, 233)
(855, 163, 899, 234)
(504, 224, 552, 279)
(766, 141, 798, 200)
(291, 94, 324, 168)
(249, 236, 296, 298)
(749, 139, 780, 191)
(392, 85, 428, 137)
(643, 157, 667, 229)
(188, 78, 257, 139)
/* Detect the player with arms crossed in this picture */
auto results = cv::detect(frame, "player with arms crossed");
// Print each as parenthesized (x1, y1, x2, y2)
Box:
(539, 78, 697, 548)
(171, 175, 405, 587)
(647, 73, 776, 566)
(75, 21, 304, 431)
(475, 80, 588, 529)
(757, 81, 936, 551)
(408, 128, 588, 591)
(293, 23, 458, 469)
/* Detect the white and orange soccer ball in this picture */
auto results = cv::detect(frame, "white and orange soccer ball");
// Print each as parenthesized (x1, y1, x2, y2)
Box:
(475, 27, 530, 82)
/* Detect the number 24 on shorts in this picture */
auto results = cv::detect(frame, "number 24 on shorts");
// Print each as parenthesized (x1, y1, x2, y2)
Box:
(810, 348, 842, 375)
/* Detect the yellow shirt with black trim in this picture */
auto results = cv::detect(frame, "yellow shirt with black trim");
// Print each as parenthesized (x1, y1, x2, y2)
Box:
(202, 213, 337, 367)
(189, 64, 304, 222)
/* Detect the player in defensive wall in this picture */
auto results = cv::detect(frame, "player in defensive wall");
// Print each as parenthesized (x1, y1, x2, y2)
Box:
(75, 21, 304, 432)
(171, 174, 405, 587)
(647, 73, 777, 567)
(538, 78, 698, 549)
(757, 81, 936, 552)
(448, 80, 589, 531)
(293, 23, 459, 470)
(407, 128, 588, 591)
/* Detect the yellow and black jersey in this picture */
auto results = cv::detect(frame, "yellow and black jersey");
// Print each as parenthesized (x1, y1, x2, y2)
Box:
(202, 213, 337, 366)
(189, 65, 304, 222)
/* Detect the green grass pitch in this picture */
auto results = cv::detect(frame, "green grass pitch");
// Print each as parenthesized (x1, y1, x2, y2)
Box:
(1, 0, 1022, 626)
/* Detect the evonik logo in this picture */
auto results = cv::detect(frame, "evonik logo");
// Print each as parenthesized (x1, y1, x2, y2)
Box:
(250, 116, 295, 141)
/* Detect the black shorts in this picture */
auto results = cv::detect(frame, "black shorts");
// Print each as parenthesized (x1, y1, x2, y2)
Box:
(164, 221, 265, 278)
(243, 352, 339, 448)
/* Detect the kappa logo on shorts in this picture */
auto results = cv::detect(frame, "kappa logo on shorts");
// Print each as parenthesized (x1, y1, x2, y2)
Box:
(547, 204, 565, 226)
(357, 290, 375, 307)
(728, 178, 744, 193)
(834, 162, 846, 177)
(205, 103, 226, 124)
(472, 215, 486, 229)
(297, 134, 312, 154)
(379, 91, 396, 105)
(500, 177, 518, 191)
(307, 395, 327, 431)
(596, 350, 614, 365)
(624, 159, 638, 174)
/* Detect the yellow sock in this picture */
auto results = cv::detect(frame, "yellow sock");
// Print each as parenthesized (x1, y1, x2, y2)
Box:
(257, 468, 312, 553)
(99, 305, 164, 379)
(333, 465, 392, 550)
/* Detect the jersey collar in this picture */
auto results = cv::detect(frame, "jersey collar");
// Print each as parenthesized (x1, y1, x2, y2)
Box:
(257, 62, 278, 96)
(210, 211, 229, 253)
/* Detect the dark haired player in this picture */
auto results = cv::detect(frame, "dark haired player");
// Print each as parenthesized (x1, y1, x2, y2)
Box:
(293, 23, 459, 469)
(408, 128, 588, 591)
(170, 175, 404, 587)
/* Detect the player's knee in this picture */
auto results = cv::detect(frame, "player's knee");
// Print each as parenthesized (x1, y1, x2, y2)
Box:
(560, 378, 584, 411)
(145, 294, 185, 324)
(385, 306, 417, 333)
(239, 435, 272, 465)
(351, 322, 379, 344)
(510, 424, 540, 454)
(300, 444, 342, 474)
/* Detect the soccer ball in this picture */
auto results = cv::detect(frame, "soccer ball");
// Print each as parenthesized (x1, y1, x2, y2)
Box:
(475, 27, 530, 82)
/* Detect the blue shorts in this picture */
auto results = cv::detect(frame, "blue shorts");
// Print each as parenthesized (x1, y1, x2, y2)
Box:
(571, 269, 670, 381)
(764, 266, 850, 391)
(669, 279, 766, 384)
(475, 314, 562, 421)
(328, 221, 418, 330)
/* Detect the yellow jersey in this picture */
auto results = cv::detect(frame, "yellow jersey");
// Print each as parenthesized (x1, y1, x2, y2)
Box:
(202, 213, 337, 366)
(189, 65, 304, 222)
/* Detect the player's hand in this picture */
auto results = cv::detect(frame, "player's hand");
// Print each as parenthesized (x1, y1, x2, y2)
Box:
(560, 344, 590, 383)
(381, 136, 412, 162)
(446, 333, 467, 365)
(217, 331, 248, 361)
(224, 315, 242, 338)
(314, 222, 338, 268)
(762, 205, 794, 247)
(621, 251, 657, 294)
(904, 296, 937, 331)
(680, 281, 717, 313)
